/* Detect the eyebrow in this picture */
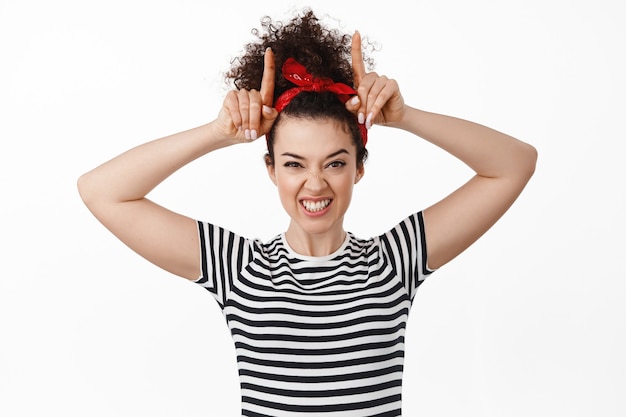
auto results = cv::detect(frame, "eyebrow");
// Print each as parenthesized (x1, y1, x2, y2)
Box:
(280, 149, 350, 160)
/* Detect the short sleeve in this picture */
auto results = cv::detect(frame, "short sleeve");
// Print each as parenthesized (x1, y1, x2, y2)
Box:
(194, 221, 253, 309)
(379, 211, 435, 301)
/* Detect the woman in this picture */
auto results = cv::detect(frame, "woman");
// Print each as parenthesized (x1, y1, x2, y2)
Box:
(78, 10, 537, 416)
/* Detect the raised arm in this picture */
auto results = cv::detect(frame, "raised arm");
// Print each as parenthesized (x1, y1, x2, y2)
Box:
(78, 49, 277, 279)
(392, 108, 537, 269)
(348, 32, 537, 270)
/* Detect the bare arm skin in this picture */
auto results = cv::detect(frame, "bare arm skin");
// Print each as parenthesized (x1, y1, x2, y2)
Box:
(78, 49, 277, 280)
(390, 108, 537, 270)
(78, 123, 235, 280)
(348, 32, 537, 270)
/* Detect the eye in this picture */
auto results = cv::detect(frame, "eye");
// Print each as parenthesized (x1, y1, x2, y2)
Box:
(283, 161, 303, 168)
(326, 160, 346, 169)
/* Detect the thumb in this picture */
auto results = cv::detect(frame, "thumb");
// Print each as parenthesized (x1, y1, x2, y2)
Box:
(262, 105, 278, 121)
(345, 95, 361, 113)
(261, 105, 279, 134)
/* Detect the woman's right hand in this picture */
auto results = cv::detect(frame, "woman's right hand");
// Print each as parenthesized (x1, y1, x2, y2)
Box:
(78, 51, 280, 282)
(215, 48, 279, 142)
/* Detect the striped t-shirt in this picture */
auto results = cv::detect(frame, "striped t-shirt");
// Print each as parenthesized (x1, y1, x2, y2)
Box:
(195, 211, 433, 416)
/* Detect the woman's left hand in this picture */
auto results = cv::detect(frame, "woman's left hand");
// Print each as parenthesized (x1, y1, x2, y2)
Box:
(347, 31, 405, 129)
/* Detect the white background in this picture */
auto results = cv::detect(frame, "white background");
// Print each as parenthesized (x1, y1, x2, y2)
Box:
(1, 0, 625, 416)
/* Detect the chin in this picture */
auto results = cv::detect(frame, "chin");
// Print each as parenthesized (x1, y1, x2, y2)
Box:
(295, 216, 345, 236)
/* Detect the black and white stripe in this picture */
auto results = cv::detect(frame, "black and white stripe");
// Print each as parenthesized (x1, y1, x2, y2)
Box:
(195, 212, 433, 416)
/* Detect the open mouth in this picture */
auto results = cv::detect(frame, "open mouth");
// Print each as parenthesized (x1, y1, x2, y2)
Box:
(301, 199, 332, 213)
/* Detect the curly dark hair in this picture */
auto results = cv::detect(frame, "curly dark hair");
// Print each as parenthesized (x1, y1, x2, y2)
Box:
(226, 9, 374, 167)
(226, 8, 374, 100)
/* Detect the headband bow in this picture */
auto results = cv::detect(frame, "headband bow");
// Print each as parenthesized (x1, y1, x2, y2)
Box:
(273, 58, 368, 146)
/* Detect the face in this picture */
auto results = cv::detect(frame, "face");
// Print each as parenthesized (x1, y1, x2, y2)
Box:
(267, 117, 364, 238)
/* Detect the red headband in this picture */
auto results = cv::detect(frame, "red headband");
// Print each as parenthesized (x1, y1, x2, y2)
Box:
(273, 57, 368, 147)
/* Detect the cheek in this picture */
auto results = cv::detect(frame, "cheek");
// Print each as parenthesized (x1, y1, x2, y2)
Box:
(330, 176, 356, 196)
(275, 175, 301, 197)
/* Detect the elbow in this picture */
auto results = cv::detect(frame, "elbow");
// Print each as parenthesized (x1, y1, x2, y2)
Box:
(508, 142, 537, 186)
(501, 141, 537, 184)
(76, 171, 96, 208)
(523, 143, 538, 179)
(77, 173, 89, 206)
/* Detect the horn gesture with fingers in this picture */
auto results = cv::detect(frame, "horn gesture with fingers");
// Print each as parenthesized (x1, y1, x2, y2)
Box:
(218, 48, 278, 142)
(345, 31, 406, 130)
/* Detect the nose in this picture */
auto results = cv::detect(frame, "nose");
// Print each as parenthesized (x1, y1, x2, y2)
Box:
(304, 169, 326, 192)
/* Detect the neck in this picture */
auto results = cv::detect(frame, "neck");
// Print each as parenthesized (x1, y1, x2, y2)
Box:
(284, 223, 346, 257)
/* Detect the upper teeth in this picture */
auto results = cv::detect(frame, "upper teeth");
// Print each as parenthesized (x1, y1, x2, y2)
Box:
(302, 199, 331, 212)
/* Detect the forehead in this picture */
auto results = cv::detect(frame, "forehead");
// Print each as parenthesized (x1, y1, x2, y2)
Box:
(273, 117, 355, 155)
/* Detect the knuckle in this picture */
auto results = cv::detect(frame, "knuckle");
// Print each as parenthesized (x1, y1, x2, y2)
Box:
(225, 90, 237, 104)
(250, 91, 261, 102)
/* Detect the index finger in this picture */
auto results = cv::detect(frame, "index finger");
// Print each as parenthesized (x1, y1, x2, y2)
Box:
(351, 31, 366, 87)
(260, 47, 275, 106)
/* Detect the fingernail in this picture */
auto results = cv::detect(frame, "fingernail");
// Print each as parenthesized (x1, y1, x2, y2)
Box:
(244, 129, 251, 140)
(262, 105, 273, 115)
(358, 112, 365, 124)
(350, 96, 360, 106)
(365, 112, 373, 129)
(250, 129, 258, 140)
